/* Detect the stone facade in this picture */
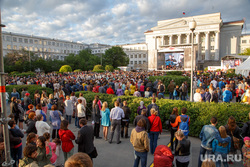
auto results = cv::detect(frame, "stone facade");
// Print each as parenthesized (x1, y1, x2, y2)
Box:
(240, 34, 250, 53)
(144, 13, 244, 70)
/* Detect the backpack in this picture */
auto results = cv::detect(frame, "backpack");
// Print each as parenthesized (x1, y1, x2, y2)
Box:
(40, 110, 47, 122)
(159, 85, 165, 92)
(179, 115, 189, 136)
(173, 89, 177, 97)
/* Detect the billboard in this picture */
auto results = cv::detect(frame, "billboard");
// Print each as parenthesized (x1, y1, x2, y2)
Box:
(164, 53, 184, 69)
(222, 59, 241, 70)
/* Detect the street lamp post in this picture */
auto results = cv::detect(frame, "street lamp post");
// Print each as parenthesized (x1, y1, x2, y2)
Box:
(189, 19, 196, 102)
(0, 10, 15, 167)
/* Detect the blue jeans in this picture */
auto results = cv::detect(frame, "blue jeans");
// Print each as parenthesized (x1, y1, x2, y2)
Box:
(169, 92, 173, 100)
(11, 145, 22, 166)
(149, 131, 160, 154)
(75, 117, 79, 128)
(215, 152, 228, 167)
(198, 146, 213, 167)
(66, 115, 72, 124)
(181, 95, 186, 100)
(133, 151, 148, 167)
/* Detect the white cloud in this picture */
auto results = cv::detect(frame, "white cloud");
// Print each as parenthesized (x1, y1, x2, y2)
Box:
(1, 0, 249, 45)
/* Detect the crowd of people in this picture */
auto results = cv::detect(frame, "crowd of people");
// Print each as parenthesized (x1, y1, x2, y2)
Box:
(0, 70, 250, 167)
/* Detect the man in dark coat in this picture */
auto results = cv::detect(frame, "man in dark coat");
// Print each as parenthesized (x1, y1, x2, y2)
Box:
(75, 118, 95, 159)
(133, 109, 150, 132)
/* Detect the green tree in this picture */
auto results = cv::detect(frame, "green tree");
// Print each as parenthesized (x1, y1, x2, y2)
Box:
(102, 46, 129, 68)
(105, 65, 114, 72)
(59, 65, 72, 72)
(239, 48, 250, 55)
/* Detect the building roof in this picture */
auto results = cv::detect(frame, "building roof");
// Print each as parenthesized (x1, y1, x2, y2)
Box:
(223, 20, 245, 25)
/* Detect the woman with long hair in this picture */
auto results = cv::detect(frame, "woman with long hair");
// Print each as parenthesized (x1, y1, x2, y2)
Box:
(224, 116, 241, 154)
(169, 107, 179, 151)
(59, 120, 75, 161)
(92, 96, 101, 139)
(212, 126, 231, 167)
(101, 102, 111, 141)
(26, 132, 37, 145)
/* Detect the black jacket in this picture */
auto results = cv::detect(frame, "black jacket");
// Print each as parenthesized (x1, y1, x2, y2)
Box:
(92, 104, 101, 123)
(147, 103, 159, 116)
(75, 125, 95, 154)
(26, 119, 37, 134)
(10, 102, 20, 116)
(133, 115, 150, 132)
(122, 106, 131, 119)
(175, 138, 191, 156)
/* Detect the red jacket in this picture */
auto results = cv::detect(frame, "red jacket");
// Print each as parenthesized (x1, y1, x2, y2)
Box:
(148, 115, 162, 132)
(59, 129, 75, 152)
(106, 87, 114, 94)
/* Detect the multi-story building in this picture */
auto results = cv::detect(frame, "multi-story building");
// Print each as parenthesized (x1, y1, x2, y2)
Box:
(119, 43, 148, 70)
(240, 34, 250, 53)
(2, 31, 89, 60)
(145, 12, 244, 70)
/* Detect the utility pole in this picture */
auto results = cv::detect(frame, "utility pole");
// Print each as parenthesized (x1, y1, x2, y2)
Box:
(0, 10, 15, 167)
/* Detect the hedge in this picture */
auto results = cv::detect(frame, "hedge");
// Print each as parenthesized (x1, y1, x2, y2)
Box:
(9, 71, 36, 77)
(6, 85, 53, 103)
(165, 71, 183, 75)
(149, 75, 190, 93)
(75, 91, 250, 137)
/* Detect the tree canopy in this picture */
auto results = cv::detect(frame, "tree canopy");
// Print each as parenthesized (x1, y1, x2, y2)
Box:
(102, 46, 129, 68)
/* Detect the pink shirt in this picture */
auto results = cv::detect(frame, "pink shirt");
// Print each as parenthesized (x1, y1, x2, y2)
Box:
(46, 142, 57, 164)
(140, 85, 145, 92)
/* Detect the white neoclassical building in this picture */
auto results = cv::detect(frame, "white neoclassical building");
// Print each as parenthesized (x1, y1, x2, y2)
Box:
(2, 31, 89, 60)
(145, 12, 244, 70)
(240, 34, 250, 53)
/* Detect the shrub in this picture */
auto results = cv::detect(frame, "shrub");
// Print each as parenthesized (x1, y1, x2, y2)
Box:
(6, 85, 53, 103)
(165, 71, 183, 75)
(149, 75, 190, 93)
(74, 69, 82, 72)
(105, 65, 114, 72)
(75, 91, 250, 137)
(93, 65, 104, 72)
(9, 71, 36, 77)
(59, 65, 72, 73)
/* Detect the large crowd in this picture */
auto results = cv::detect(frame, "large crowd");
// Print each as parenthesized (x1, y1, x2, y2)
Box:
(0, 70, 250, 167)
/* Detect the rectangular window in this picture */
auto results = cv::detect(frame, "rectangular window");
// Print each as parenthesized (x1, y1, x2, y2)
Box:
(29, 39, 33, 44)
(210, 37, 215, 42)
(130, 55, 133, 58)
(57, 43, 59, 47)
(7, 45, 11, 49)
(143, 54, 146, 58)
(80, 46, 82, 49)
(34, 40, 38, 44)
(6, 36, 11, 42)
(130, 61, 133, 64)
(242, 40, 247, 44)
(211, 46, 215, 50)
(135, 55, 137, 58)
(60, 43, 63, 47)
(202, 46, 205, 51)
(13, 37, 17, 42)
(13, 45, 17, 50)
(24, 39, 28, 43)
(52, 42, 55, 46)
(135, 61, 137, 64)
(44, 41, 47, 45)
(48, 41, 51, 45)
(71, 45, 73, 48)
(39, 40, 42, 45)
(143, 61, 146, 64)
(139, 54, 141, 58)
(64, 44, 67, 47)
(139, 61, 141, 64)
(19, 46, 23, 50)
(19, 38, 23, 43)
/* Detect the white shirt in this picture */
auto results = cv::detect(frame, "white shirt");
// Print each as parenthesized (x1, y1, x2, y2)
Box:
(78, 97, 86, 107)
(64, 99, 73, 115)
(110, 107, 125, 120)
(35, 121, 50, 136)
(77, 103, 86, 118)
(210, 80, 217, 88)
(194, 93, 202, 102)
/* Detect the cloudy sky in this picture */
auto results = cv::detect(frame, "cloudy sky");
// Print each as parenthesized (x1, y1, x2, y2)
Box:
(1, 0, 249, 45)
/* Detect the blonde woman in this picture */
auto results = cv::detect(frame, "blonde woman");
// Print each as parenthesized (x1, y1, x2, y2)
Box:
(101, 102, 111, 141)
(194, 88, 202, 102)
(41, 93, 48, 114)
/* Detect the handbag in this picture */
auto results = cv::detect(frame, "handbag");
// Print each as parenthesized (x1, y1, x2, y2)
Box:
(231, 131, 240, 150)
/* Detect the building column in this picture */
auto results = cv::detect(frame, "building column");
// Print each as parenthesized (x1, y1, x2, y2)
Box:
(205, 31, 210, 60)
(169, 35, 172, 46)
(161, 36, 164, 46)
(215, 31, 220, 60)
(186, 33, 190, 44)
(177, 34, 181, 45)
(195, 32, 200, 60)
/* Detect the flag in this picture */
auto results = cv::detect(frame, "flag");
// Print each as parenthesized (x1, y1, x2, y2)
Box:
(183, 12, 185, 15)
